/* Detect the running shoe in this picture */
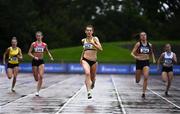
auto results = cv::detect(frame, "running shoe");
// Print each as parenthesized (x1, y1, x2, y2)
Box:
(11, 88, 15, 92)
(87, 92, 92, 99)
(142, 93, 145, 98)
(35, 92, 39, 96)
(165, 91, 169, 96)
(136, 79, 140, 83)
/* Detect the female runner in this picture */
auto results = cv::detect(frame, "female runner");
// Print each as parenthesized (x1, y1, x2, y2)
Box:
(131, 32, 156, 98)
(80, 25, 103, 99)
(157, 44, 177, 96)
(28, 31, 54, 96)
(3, 37, 23, 92)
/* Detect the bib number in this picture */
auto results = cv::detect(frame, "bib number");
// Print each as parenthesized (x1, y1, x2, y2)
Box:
(140, 47, 149, 54)
(164, 59, 172, 65)
(35, 47, 44, 52)
(83, 43, 93, 49)
(10, 56, 18, 62)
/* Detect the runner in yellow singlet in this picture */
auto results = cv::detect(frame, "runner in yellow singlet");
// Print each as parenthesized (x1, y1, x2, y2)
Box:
(80, 25, 103, 99)
(3, 37, 23, 92)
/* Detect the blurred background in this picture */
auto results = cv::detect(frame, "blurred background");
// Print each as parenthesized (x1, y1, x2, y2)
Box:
(0, 0, 179, 64)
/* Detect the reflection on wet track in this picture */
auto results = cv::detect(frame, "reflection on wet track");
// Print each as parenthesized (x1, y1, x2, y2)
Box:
(0, 73, 180, 114)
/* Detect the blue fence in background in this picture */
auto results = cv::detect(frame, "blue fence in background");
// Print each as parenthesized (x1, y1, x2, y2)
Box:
(1, 63, 180, 74)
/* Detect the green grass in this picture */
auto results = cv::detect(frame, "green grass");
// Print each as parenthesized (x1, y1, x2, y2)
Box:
(98, 42, 133, 63)
(23, 46, 83, 63)
(23, 40, 180, 63)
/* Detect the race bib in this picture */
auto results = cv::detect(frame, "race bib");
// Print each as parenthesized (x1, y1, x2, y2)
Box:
(9, 56, 18, 62)
(140, 47, 150, 54)
(164, 59, 172, 65)
(34, 47, 44, 52)
(83, 43, 93, 49)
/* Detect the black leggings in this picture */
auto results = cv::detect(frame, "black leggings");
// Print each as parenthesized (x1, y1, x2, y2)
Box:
(82, 57, 96, 67)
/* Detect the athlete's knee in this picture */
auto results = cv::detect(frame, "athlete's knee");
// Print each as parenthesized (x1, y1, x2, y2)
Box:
(144, 74, 149, 81)
(13, 73, 18, 77)
(33, 72, 38, 77)
(85, 78, 92, 84)
(13, 76, 17, 79)
(144, 77, 148, 81)
(38, 75, 43, 80)
(39, 76, 43, 80)
(8, 76, 12, 79)
(91, 73, 96, 77)
(85, 72, 91, 77)
(143, 72, 149, 78)
(7, 73, 12, 79)
(34, 75, 38, 81)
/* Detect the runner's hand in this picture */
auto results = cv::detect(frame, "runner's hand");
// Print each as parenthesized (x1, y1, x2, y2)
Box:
(17, 55, 23, 61)
(50, 57, 54, 61)
(90, 38, 96, 45)
(157, 66, 160, 71)
(134, 56, 140, 60)
(153, 59, 156, 64)
(34, 56, 39, 60)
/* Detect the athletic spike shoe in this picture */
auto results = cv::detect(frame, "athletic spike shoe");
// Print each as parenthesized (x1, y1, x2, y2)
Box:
(142, 93, 145, 99)
(87, 91, 92, 99)
(35, 92, 39, 96)
(11, 88, 15, 92)
(165, 91, 169, 96)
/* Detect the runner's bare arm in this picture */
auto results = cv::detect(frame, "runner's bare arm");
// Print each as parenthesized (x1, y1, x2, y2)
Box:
(28, 43, 35, 58)
(92, 37, 103, 51)
(150, 44, 156, 63)
(131, 42, 139, 59)
(3, 48, 10, 64)
(173, 53, 177, 63)
(45, 45, 54, 61)
(80, 50, 84, 63)
(157, 53, 164, 70)
(18, 48, 23, 60)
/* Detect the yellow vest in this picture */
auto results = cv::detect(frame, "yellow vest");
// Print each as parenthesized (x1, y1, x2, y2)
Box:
(8, 47, 20, 64)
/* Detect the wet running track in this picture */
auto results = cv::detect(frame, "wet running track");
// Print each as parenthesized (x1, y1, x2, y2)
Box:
(0, 73, 180, 114)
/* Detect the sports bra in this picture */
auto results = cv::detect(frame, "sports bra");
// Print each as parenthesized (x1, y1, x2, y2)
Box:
(32, 42, 47, 53)
(137, 42, 151, 54)
(82, 37, 98, 51)
(8, 47, 20, 64)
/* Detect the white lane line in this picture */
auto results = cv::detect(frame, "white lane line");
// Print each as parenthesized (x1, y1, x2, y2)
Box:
(1, 77, 75, 108)
(111, 75, 127, 114)
(55, 85, 85, 114)
(147, 87, 180, 109)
